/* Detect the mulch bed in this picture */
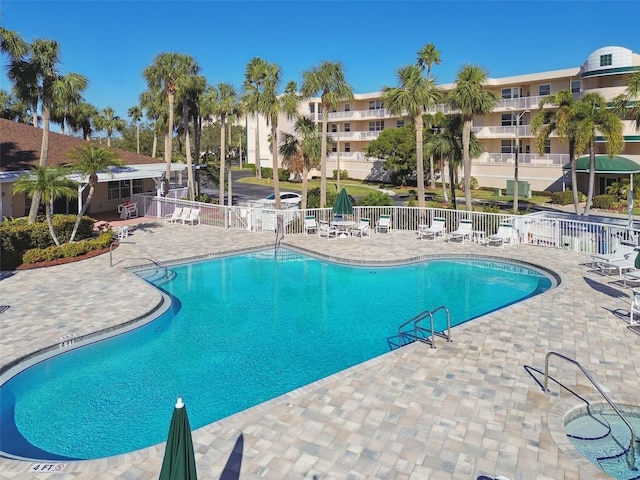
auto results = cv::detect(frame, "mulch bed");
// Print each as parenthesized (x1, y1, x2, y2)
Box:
(16, 244, 117, 270)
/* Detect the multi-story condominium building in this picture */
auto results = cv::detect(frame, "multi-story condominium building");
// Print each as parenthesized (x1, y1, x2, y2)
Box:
(247, 46, 640, 194)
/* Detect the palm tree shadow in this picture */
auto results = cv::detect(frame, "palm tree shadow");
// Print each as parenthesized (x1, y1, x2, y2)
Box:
(583, 276, 630, 299)
(219, 433, 244, 480)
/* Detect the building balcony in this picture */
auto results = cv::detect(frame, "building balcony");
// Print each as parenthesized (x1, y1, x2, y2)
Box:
(328, 131, 382, 141)
(472, 125, 533, 138)
(327, 108, 398, 121)
(476, 152, 569, 166)
(327, 152, 368, 162)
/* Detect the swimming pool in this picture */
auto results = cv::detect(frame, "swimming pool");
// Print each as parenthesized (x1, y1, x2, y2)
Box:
(0, 250, 555, 461)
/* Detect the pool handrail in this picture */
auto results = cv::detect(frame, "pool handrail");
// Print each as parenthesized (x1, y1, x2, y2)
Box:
(543, 350, 636, 469)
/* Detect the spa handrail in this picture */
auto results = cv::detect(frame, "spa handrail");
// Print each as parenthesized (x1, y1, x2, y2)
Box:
(543, 351, 636, 469)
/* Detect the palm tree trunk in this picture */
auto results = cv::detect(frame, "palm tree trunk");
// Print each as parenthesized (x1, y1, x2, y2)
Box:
(184, 103, 195, 201)
(255, 117, 261, 179)
(45, 200, 60, 247)
(166, 92, 175, 180)
(584, 145, 596, 216)
(152, 131, 158, 159)
(568, 141, 580, 215)
(429, 154, 436, 191)
(320, 100, 329, 208)
(70, 182, 94, 243)
(301, 162, 309, 210)
(271, 122, 281, 209)
(219, 114, 226, 206)
(136, 123, 140, 154)
(415, 114, 425, 209)
(440, 156, 448, 202)
(462, 118, 472, 211)
(448, 157, 457, 208)
(28, 104, 52, 223)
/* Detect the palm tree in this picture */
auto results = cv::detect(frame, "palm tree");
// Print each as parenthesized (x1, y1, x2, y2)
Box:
(613, 71, 640, 131)
(66, 145, 124, 242)
(51, 74, 86, 135)
(100, 107, 125, 147)
(127, 105, 143, 153)
(140, 88, 167, 159)
(208, 82, 239, 206)
(7, 38, 88, 222)
(383, 64, 442, 208)
(279, 116, 322, 210)
(417, 43, 442, 191)
(531, 90, 582, 213)
(143, 53, 200, 180)
(243, 57, 268, 180)
(176, 74, 205, 201)
(12, 166, 78, 246)
(262, 68, 299, 209)
(573, 92, 624, 216)
(448, 65, 498, 211)
(426, 114, 482, 206)
(67, 102, 98, 140)
(301, 61, 354, 208)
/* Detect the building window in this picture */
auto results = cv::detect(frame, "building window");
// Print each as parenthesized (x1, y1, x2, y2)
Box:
(501, 140, 513, 154)
(331, 123, 338, 133)
(544, 139, 551, 154)
(600, 54, 612, 67)
(344, 104, 351, 112)
(344, 142, 351, 153)
(107, 179, 143, 201)
(369, 121, 384, 131)
(396, 119, 405, 127)
(501, 88, 512, 99)
(331, 143, 337, 153)
(501, 88, 521, 99)
(309, 103, 315, 114)
(501, 114, 513, 126)
(539, 84, 550, 96)
(571, 80, 581, 93)
(368, 100, 382, 110)
(344, 123, 351, 132)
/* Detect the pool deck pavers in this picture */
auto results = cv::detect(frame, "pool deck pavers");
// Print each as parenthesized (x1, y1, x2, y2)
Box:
(1, 220, 639, 480)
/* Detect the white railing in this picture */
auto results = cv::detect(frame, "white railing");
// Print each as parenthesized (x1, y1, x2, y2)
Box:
(480, 153, 569, 165)
(472, 125, 532, 137)
(150, 197, 639, 255)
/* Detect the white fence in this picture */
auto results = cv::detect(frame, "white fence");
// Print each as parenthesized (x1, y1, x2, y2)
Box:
(136, 193, 639, 255)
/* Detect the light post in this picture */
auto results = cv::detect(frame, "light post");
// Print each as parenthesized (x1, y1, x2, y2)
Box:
(510, 108, 529, 213)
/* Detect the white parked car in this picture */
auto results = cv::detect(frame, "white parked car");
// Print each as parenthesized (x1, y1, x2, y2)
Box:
(257, 192, 302, 207)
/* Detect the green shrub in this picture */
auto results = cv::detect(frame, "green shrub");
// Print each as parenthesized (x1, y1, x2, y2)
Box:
(459, 177, 479, 190)
(278, 168, 289, 182)
(306, 187, 338, 209)
(591, 194, 619, 210)
(21, 231, 114, 266)
(551, 190, 574, 205)
(261, 167, 273, 179)
(358, 190, 394, 206)
(332, 169, 349, 180)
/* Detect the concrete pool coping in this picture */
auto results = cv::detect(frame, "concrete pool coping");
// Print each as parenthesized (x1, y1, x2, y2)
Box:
(1, 221, 638, 479)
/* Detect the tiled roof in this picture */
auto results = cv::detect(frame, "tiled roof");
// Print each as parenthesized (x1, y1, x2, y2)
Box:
(0, 118, 162, 171)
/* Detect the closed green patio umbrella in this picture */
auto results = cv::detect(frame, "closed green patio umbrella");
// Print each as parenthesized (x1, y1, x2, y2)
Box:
(332, 187, 353, 216)
(159, 397, 197, 480)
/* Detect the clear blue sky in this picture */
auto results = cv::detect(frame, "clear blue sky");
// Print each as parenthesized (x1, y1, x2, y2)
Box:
(1, 0, 639, 122)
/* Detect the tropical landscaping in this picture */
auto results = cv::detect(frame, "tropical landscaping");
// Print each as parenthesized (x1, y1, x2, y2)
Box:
(1, 26, 639, 269)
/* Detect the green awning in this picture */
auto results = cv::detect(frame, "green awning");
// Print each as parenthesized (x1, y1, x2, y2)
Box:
(563, 155, 640, 174)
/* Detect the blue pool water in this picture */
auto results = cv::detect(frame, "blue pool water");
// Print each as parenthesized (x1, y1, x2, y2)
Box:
(0, 250, 554, 460)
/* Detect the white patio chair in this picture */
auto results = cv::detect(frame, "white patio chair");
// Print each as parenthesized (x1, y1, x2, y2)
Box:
(303, 215, 318, 234)
(487, 222, 516, 247)
(351, 218, 371, 238)
(417, 217, 446, 240)
(318, 220, 337, 240)
(376, 214, 391, 234)
(165, 207, 184, 223)
(182, 208, 200, 226)
(448, 219, 473, 243)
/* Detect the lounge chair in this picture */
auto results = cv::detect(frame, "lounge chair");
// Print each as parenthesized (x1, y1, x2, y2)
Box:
(589, 243, 636, 268)
(597, 251, 638, 278)
(376, 214, 391, 234)
(318, 220, 337, 240)
(448, 219, 473, 243)
(303, 216, 318, 234)
(351, 218, 371, 238)
(417, 217, 446, 240)
(487, 222, 516, 247)
(165, 206, 184, 223)
(182, 208, 200, 225)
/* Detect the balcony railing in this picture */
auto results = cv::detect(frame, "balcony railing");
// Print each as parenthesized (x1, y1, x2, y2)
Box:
(478, 152, 569, 165)
(472, 125, 532, 137)
(327, 108, 397, 121)
(328, 131, 382, 141)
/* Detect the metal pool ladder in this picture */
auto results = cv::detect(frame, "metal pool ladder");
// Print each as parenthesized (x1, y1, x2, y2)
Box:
(396, 306, 452, 349)
(543, 351, 637, 469)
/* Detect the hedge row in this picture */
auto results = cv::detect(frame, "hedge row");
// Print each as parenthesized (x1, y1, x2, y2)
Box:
(0, 215, 95, 270)
(22, 231, 114, 265)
